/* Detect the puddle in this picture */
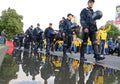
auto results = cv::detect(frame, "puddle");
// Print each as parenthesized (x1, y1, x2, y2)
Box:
(0, 49, 120, 84)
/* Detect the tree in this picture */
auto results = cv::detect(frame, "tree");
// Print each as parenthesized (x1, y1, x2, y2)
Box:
(0, 7, 23, 40)
(107, 24, 120, 40)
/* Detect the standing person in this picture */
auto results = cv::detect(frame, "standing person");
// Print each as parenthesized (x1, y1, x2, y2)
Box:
(98, 21, 111, 56)
(44, 23, 55, 51)
(33, 23, 43, 51)
(59, 17, 65, 39)
(25, 25, 34, 49)
(25, 25, 34, 43)
(1, 29, 6, 44)
(59, 17, 65, 32)
(80, 0, 105, 61)
(61, 13, 74, 54)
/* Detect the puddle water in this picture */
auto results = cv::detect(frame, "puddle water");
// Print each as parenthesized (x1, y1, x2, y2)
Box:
(0, 49, 120, 84)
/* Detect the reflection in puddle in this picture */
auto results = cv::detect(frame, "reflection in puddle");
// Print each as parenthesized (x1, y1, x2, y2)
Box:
(4, 49, 120, 84)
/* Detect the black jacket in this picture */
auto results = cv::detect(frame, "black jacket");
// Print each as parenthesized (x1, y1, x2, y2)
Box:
(44, 27, 54, 38)
(80, 7, 97, 32)
(25, 28, 33, 36)
(33, 27, 43, 36)
(60, 18, 73, 33)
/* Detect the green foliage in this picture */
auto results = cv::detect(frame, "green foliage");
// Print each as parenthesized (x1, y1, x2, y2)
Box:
(0, 7, 23, 40)
(107, 24, 120, 40)
(0, 54, 18, 84)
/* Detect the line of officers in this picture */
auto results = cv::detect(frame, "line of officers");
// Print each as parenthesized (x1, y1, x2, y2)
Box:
(13, 0, 116, 62)
(13, 23, 55, 50)
(13, 13, 77, 54)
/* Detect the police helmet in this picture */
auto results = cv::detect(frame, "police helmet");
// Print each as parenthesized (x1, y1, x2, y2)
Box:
(88, 0, 95, 3)
(92, 10, 103, 20)
(37, 23, 40, 26)
(67, 13, 74, 17)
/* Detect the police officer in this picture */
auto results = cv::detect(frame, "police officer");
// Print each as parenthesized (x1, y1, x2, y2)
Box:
(61, 13, 74, 54)
(59, 17, 65, 31)
(25, 25, 33, 42)
(80, 0, 105, 61)
(44, 23, 55, 51)
(24, 25, 34, 49)
(33, 23, 43, 51)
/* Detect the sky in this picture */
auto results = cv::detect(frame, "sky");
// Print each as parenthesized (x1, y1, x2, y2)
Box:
(9, 64, 54, 84)
(0, 0, 120, 31)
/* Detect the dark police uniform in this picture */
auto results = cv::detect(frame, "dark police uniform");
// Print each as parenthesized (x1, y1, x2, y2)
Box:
(44, 26, 55, 51)
(80, 6, 104, 61)
(44, 27, 54, 39)
(25, 27, 33, 42)
(62, 18, 73, 54)
(59, 17, 65, 32)
(33, 26, 43, 50)
(33, 27, 43, 42)
(24, 27, 34, 49)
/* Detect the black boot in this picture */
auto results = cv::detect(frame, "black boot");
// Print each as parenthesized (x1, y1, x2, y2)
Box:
(92, 42, 105, 61)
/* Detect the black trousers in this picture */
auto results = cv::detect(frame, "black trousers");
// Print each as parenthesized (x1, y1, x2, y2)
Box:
(34, 36, 43, 50)
(46, 37, 54, 51)
(80, 31, 99, 58)
(63, 33, 72, 54)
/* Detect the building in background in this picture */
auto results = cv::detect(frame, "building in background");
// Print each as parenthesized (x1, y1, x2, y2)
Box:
(115, 5, 120, 29)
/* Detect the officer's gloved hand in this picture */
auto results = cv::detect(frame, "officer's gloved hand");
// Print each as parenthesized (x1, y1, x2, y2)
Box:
(84, 28, 89, 33)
